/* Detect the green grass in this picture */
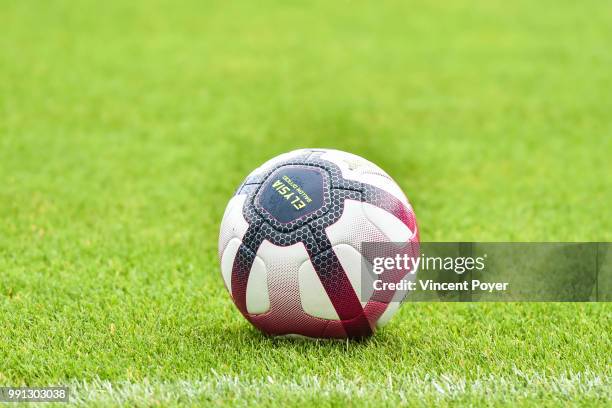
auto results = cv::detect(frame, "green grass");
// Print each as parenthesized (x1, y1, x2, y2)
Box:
(1, 0, 611, 406)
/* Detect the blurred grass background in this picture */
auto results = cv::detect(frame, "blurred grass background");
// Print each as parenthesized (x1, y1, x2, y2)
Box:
(0, 0, 610, 405)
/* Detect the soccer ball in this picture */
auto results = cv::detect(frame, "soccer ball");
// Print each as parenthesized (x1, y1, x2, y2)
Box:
(218, 149, 419, 338)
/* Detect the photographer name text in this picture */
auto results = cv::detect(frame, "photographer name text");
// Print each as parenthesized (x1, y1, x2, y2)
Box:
(373, 279, 508, 292)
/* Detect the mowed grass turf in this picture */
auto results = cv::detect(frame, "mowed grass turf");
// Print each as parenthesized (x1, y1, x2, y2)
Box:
(1, 0, 611, 406)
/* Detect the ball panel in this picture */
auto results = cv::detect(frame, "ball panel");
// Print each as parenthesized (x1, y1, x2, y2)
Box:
(220, 237, 242, 292)
(246, 255, 270, 314)
(256, 240, 310, 317)
(331, 244, 369, 308)
(362, 201, 414, 241)
(218, 194, 249, 259)
(325, 200, 388, 250)
(229, 241, 259, 315)
(298, 260, 339, 320)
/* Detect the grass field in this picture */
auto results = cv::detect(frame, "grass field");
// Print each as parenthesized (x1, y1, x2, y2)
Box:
(1, 0, 611, 406)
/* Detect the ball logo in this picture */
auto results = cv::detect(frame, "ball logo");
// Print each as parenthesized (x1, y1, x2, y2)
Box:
(271, 175, 312, 210)
(255, 166, 326, 224)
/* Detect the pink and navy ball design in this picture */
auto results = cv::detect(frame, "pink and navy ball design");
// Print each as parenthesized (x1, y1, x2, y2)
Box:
(218, 149, 419, 339)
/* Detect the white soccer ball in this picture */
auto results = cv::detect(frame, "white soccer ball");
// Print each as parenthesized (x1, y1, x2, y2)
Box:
(218, 149, 419, 338)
